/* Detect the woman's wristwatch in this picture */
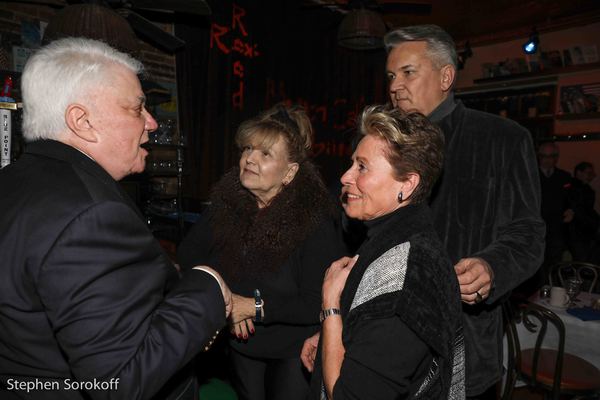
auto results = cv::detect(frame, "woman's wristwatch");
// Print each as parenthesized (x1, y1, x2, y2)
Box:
(319, 308, 341, 323)
(253, 289, 264, 322)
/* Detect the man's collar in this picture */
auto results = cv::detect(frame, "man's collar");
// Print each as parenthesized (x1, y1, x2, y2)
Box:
(428, 92, 456, 123)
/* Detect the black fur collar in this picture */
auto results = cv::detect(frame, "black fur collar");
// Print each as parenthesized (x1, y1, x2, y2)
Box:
(207, 161, 336, 282)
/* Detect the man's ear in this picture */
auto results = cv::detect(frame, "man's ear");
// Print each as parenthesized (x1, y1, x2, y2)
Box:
(65, 103, 97, 143)
(440, 64, 456, 92)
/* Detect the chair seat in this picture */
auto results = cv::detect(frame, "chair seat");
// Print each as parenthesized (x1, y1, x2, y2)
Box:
(521, 348, 600, 391)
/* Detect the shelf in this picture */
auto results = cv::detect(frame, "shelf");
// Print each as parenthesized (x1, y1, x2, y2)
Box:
(146, 171, 178, 177)
(511, 115, 555, 123)
(457, 62, 600, 95)
(549, 132, 600, 141)
(556, 112, 600, 121)
(456, 78, 556, 95)
(473, 62, 600, 85)
(0, 102, 21, 110)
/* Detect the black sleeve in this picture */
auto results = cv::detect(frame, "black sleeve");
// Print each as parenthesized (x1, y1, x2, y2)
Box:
(332, 316, 432, 400)
(37, 202, 225, 400)
(261, 216, 348, 324)
(177, 211, 217, 270)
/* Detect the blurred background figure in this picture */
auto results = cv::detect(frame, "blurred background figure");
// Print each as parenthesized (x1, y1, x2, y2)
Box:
(538, 142, 572, 279)
(567, 161, 599, 262)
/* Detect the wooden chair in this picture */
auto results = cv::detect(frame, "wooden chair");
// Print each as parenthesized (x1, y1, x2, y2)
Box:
(501, 299, 600, 400)
(548, 261, 599, 293)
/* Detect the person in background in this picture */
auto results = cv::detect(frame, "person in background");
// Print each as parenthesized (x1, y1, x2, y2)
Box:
(0, 38, 231, 400)
(381, 25, 544, 398)
(177, 104, 346, 400)
(534, 142, 573, 283)
(306, 105, 464, 399)
(567, 161, 599, 262)
(538, 142, 573, 265)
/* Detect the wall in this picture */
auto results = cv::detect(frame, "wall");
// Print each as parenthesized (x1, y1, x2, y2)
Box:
(455, 22, 600, 88)
(455, 21, 600, 212)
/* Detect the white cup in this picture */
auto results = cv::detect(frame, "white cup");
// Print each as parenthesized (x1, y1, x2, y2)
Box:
(549, 287, 569, 307)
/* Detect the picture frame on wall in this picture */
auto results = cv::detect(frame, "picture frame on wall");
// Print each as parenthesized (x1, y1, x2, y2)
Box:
(559, 83, 600, 114)
(568, 45, 599, 65)
(541, 50, 563, 69)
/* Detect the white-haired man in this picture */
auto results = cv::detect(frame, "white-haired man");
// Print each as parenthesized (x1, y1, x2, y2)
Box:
(0, 38, 231, 400)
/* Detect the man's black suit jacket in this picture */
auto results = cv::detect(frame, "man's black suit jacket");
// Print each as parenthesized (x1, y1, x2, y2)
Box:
(0, 140, 225, 399)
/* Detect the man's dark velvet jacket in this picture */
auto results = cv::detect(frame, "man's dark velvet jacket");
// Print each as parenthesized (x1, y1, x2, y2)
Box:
(429, 96, 545, 395)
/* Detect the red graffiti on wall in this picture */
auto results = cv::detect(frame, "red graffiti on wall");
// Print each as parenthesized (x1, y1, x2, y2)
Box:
(210, 4, 261, 111)
(264, 78, 367, 159)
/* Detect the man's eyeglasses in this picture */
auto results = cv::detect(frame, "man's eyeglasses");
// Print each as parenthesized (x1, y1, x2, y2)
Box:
(539, 153, 558, 159)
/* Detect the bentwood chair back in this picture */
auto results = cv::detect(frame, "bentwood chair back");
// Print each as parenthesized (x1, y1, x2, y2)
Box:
(501, 300, 520, 400)
(576, 264, 599, 293)
(548, 261, 599, 293)
(503, 299, 600, 400)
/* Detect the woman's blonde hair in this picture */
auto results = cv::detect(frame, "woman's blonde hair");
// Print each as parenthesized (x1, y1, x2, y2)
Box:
(235, 103, 313, 164)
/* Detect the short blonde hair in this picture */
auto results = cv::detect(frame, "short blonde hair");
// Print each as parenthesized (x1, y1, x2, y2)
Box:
(359, 105, 444, 204)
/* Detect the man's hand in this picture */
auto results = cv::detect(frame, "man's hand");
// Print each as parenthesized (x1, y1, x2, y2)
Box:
(454, 257, 494, 305)
(300, 332, 321, 372)
(193, 266, 232, 318)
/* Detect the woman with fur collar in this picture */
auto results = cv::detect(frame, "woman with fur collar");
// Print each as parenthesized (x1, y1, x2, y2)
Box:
(303, 105, 465, 399)
(177, 104, 346, 400)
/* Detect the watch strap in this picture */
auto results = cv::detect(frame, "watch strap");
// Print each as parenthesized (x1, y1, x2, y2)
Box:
(254, 289, 263, 322)
(319, 308, 341, 323)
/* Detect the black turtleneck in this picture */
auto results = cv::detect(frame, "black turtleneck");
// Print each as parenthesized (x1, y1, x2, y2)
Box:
(359, 203, 432, 249)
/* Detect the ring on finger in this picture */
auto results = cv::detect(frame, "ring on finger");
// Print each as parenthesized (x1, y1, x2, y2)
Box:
(475, 291, 483, 303)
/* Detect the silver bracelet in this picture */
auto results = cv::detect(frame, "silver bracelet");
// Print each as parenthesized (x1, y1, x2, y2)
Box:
(319, 308, 341, 324)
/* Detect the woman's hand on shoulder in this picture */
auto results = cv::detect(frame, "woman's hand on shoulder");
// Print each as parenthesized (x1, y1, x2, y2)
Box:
(322, 255, 359, 309)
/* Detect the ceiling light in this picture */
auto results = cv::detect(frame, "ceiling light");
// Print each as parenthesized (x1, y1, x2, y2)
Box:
(338, 8, 386, 50)
(522, 28, 539, 55)
(43, 4, 139, 54)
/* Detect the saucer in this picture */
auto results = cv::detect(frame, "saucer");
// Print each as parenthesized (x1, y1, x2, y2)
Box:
(540, 298, 568, 309)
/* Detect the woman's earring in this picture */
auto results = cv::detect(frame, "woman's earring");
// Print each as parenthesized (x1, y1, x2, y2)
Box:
(397, 192, 403, 203)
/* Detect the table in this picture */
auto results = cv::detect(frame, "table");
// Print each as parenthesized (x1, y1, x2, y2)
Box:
(517, 291, 600, 369)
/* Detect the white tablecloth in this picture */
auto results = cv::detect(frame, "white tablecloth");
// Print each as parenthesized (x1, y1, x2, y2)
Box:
(515, 292, 600, 369)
